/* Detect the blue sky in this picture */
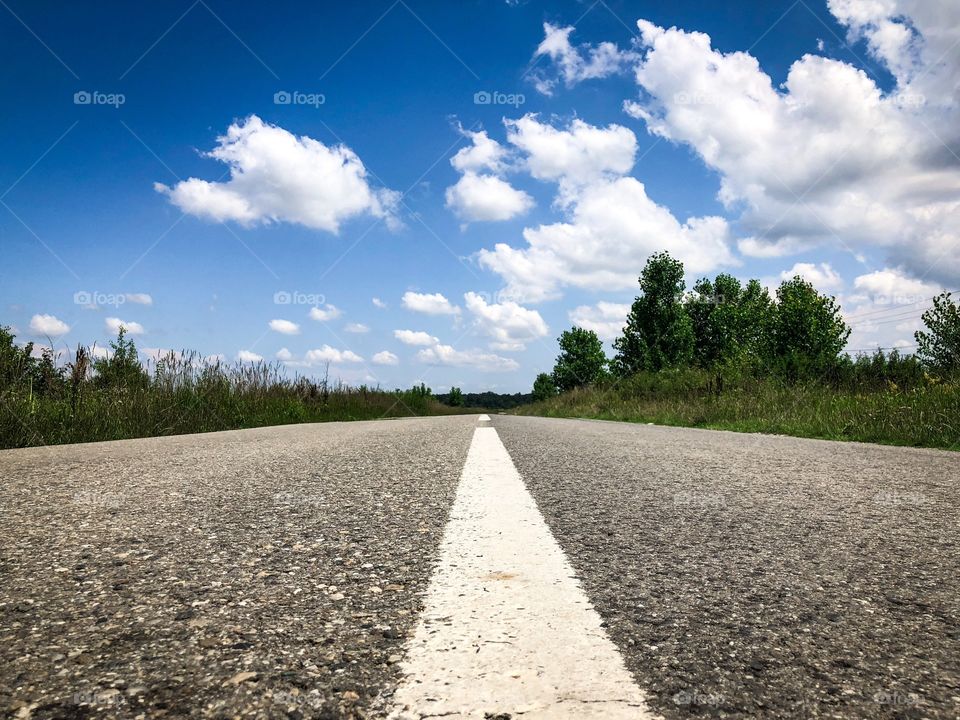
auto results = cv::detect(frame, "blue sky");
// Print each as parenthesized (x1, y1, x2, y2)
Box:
(2, 0, 958, 392)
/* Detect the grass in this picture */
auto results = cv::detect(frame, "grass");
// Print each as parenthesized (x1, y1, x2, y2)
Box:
(0, 349, 468, 450)
(516, 369, 960, 450)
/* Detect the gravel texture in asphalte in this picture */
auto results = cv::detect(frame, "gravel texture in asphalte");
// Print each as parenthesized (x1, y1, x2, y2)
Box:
(492, 416, 960, 720)
(0, 416, 477, 719)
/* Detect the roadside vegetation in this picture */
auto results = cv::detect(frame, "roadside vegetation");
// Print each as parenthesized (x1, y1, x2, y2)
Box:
(0, 327, 466, 449)
(523, 252, 960, 450)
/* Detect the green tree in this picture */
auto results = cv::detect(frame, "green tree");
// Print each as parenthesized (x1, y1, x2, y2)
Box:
(531, 372, 558, 402)
(687, 275, 772, 368)
(93, 327, 149, 390)
(613, 251, 694, 375)
(553, 327, 607, 392)
(915, 292, 960, 375)
(767, 276, 850, 379)
(0, 325, 36, 389)
(447, 386, 464, 406)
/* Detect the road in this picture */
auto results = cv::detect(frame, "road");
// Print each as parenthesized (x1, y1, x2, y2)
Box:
(1, 415, 957, 719)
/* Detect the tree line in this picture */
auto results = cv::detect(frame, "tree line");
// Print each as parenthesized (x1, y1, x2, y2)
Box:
(534, 251, 960, 400)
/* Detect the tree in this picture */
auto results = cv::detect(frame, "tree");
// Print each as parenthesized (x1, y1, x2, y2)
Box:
(0, 325, 36, 389)
(447, 386, 464, 406)
(687, 275, 772, 368)
(532, 372, 558, 402)
(92, 327, 149, 390)
(767, 276, 850, 379)
(915, 291, 960, 375)
(552, 327, 607, 392)
(613, 251, 694, 376)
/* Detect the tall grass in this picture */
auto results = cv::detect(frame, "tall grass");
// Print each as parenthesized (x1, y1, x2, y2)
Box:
(517, 367, 960, 450)
(0, 347, 464, 450)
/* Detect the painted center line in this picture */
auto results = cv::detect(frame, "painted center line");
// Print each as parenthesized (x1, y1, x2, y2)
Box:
(388, 427, 657, 719)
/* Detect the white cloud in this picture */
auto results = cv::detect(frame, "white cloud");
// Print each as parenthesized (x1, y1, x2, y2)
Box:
(463, 291, 548, 350)
(372, 297, 387, 309)
(237, 350, 264, 363)
(276, 347, 293, 361)
(478, 176, 734, 301)
(779, 262, 844, 292)
(505, 114, 638, 188)
(344, 322, 369, 333)
(372, 350, 399, 366)
(416, 344, 519, 372)
(269, 318, 300, 335)
(29, 314, 70, 337)
(842, 267, 945, 350)
(445, 172, 534, 222)
(309, 304, 342, 322)
(568, 301, 630, 341)
(450, 128, 510, 173)
(401, 291, 461, 316)
(530, 23, 636, 96)
(105, 317, 145, 336)
(620, 11, 960, 284)
(304, 346, 363, 364)
(155, 115, 399, 234)
(125, 293, 153, 305)
(394, 329, 439, 346)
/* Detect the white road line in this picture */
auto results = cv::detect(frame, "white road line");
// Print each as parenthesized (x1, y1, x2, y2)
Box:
(477, 414, 491, 422)
(389, 427, 657, 719)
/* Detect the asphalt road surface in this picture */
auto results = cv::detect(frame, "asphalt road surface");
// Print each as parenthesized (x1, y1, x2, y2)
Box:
(1, 415, 958, 719)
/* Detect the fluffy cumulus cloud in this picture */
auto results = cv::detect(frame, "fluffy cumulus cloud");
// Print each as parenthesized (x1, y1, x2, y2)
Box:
(416, 344, 519, 372)
(445, 173, 534, 222)
(105, 317, 146, 336)
(505, 115, 637, 187)
(778, 263, 844, 292)
(463, 292, 549, 351)
(445, 128, 533, 223)
(275, 347, 293, 361)
(372, 297, 387, 309)
(394, 329, 439, 346)
(269, 318, 300, 335)
(309, 304, 342, 322)
(29, 314, 70, 337)
(474, 114, 734, 301)
(304, 346, 363, 364)
(479, 175, 734, 301)
(568, 302, 631, 341)
(401, 291, 461, 316)
(237, 350, 263, 363)
(156, 115, 400, 234)
(372, 350, 399, 366)
(344, 322, 369, 333)
(843, 267, 946, 350)
(618, 6, 960, 284)
(530, 23, 636, 96)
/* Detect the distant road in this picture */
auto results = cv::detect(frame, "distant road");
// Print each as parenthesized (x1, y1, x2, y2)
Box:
(1, 416, 957, 719)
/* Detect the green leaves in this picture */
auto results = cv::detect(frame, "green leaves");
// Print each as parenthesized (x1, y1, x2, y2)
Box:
(553, 327, 607, 392)
(612, 252, 694, 375)
(532, 372, 558, 402)
(916, 292, 960, 375)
